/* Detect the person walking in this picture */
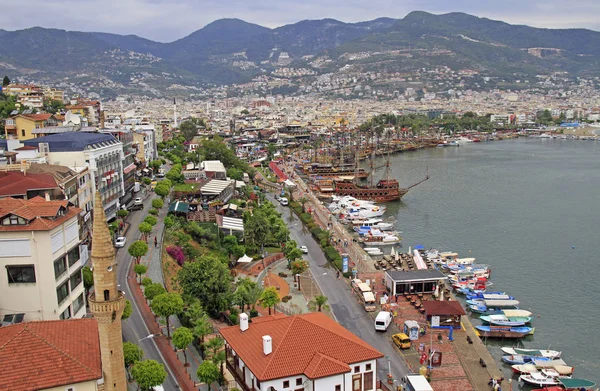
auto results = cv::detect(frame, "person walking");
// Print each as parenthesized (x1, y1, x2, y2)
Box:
(154, 236, 158, 248)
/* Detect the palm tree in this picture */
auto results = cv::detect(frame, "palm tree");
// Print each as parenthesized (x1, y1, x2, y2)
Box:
(243, 283, 263, 310)
(309, 295, 330, 312)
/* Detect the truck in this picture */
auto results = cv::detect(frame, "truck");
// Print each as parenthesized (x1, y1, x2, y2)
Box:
(405, 375, 433, 391)
(374, 311, 392, 331)
(133, 182, 141, 193)
(353, 281, 377, 311)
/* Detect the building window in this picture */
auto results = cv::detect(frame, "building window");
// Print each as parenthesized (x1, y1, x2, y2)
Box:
(296, 378, 302, 386)
(59, 306, 71, 320)
(364, 371, 373, 391)
(335, 386, 341, 391)
(354, 365, 360, 373)
(68, 246, 80, 267)
(283, 380, 289, 388)
(57, 281, 69, 305)
(73, 293, 85, 314)
(21, 129, 25, 137)
(366, 364, 371, 371)
(6, 265, 36, 283)
(54, 257, 67, 279)
(70, 268, 83, 290)
(2, 215, 27, 225)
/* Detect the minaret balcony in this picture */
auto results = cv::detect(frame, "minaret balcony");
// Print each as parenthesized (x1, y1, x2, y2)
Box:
(88, 290, 126, 319)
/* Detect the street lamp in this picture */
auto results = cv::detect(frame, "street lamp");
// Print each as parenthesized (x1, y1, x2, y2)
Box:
(138, 333, 158, 342)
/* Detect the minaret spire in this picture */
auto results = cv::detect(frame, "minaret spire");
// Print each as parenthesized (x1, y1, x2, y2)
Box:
(88, 191, 127, 391)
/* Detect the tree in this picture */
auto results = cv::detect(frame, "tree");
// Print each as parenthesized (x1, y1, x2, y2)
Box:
(123, 341, 143, 379)
(290, 260, 308, 276)
(150, 292, 184, 338)
(177, 255, 233, 316)
(141, 277, 153, 287)
(82, 266, 94, 297)
(259, 286, 280, 315)
(150, 160, 162, 171)
(155, 184, 170, 199)
(42, 98, 65, 114)
(122, 299, 133, 320)
(226, 167, 243, 180)
(2, 76, 9, 87)
(204, 336, 225, 377)
(142, 177, 152, 186)
(144, 283, 166, 302)
(286, 248, 303, 267)
(244, 212, 269, 254)
(193, 314, 214, 357)
(172, 327, 194, 366)
(128, 240, 149, 264)
(179, 119, 199, 142)
(197, 360, 220, 386)
(310, 295, 329, 312)
(134, 264, 148, 284)
(241, 282, 263, 310)
(152, 198, 164, 209)
(117, 209, 129, 221)
(139, 222, 153, 242)
(131, 360, 167, 391)
(144, 215, 158, 226)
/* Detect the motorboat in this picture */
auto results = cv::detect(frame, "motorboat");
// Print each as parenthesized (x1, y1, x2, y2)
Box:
(466, 292, 512, 300)
(501, 309, 533, 318)
(519, 369, 571, 387)
(512, 362, 573, 376)
(530, 378, 596, 391)
(364, 248, 383, 256)
(476, 325, 534, 338)
(481, 314, 531, 327)
(466, 298, 520, 308)
(351, 218, 394, 231)
(502, 347, 561, 359)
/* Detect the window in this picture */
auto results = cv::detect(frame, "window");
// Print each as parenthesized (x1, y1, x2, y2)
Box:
(363, 371, 373, 391)
(2, 215, 26, 225)
(6, 265, 36, 283)
(70, 268, 82, 290)
(366, 364, 371, 371)
(57, 281, 69, 305)
(54, 257, 67, 279)
(59, 306, 71, 320)
(283, 380, 289, 388)
(73, 293, 85, 314)
(354, 366, 360, 373)
(335, 386, 341, 391)
(68, 246, 80, 267)
(296, 378, 302, 386)
(21, 129, 25, 137)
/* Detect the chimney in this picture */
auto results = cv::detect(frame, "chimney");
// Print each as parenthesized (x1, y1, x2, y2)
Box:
(262, 335, 272, 356)
(239, 313, 249, 332)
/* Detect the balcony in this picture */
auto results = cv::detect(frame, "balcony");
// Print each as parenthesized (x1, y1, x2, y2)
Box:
(225, 359, 255, 391)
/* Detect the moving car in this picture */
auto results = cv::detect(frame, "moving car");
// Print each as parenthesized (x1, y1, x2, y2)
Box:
(392, 333, 411, 349)
(279, 197, 289, 206)
(115, 236, 127, 248)
(300, 245, 308, 254)
(374, 311, 393, 331)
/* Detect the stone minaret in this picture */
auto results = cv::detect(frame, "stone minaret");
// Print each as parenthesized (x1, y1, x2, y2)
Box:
(88, 191, 127, 391)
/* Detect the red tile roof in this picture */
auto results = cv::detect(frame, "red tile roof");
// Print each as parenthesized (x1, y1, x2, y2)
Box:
(0, 197, 80, 231)
(220, 312, 383, 381)
(0, 319, 102, 391)
(422, 300, 466, 316)
(21, 114, 52, 122)
(0, 172, 58, 197)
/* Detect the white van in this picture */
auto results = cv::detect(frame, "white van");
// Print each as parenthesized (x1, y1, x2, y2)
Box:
(374, 311, 392, 331)
(405, 375, 433, 391)
(279, 197, 289, 206)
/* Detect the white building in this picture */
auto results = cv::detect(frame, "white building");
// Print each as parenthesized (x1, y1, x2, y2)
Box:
(23, 132, 124, 220)
(220, 312, 383, 391)
(0, 197, 88, 322)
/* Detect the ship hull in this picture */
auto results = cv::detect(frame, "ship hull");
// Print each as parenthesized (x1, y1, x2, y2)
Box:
(334, 180, 406, 202)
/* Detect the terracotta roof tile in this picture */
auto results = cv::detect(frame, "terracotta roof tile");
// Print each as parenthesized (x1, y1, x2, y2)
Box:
(0, 319, 102, 391)
(0, 197, 79, 231)
(0, 172, 59, 197)
(220, 312, 383, 381)
(21, 113, 52, 121)
(422, 300, 466, 316)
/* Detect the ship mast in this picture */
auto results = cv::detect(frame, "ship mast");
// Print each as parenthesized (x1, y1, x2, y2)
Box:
(369, 127, 375, 188)
(353, 130, 360, 185)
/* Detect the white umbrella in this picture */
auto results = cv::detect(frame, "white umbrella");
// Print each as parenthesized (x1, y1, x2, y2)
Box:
(390, 247, 396, 258)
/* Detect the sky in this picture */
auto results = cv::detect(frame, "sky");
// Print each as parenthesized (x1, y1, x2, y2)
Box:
(3, 0, 600, 42)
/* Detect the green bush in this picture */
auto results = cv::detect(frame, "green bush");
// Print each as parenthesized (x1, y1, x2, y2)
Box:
(229, 314, 238, 325)
(149, 208, 159, 215)
(249, 309, 259, 318)
(323, 246, 341, 263)
(300, 213, 312, 224)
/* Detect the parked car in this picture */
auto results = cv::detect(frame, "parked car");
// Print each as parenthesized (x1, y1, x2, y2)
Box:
(279, 197, 289, 206)
(115, 236, 127, 248)
(392, 333, 411, 349)
(300, 245, 308, 254)
(134, 197, 143, 205)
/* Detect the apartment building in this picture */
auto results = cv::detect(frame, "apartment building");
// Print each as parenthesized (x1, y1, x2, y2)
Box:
(0, 197, 88, 322)
(4, 113, 60, 141)
(220, 312, 383, 391)
(23, 132, 124, 220)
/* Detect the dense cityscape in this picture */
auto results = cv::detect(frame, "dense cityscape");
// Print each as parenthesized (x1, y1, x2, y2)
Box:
(1, 7, 599, 391)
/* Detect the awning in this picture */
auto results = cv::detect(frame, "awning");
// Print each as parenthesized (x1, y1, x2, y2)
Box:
(237, 254, 253, 263)
(168, 201, 189, 213)
(220, 216, 244, 232)
(142, 168, 150, 173)
(124, 163, 136, 174)
(284, 179, 296, 187)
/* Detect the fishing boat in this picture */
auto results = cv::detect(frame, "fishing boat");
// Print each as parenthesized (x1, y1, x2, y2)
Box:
(512, 362, 573, 376)
(364, 248, 383, 256)
(502, 347, 561, 359)
(351, 218, 394, 231)
(530, 378, 596, 391)
(360, 233, 402, 246)
(501, 309, 533, 318)
(466, 299, 520, 308)
(480, 314, 531, 326)
(466, 292, 513, 300)
(519, 369, 571, 387)
(476, 325, 534, 338)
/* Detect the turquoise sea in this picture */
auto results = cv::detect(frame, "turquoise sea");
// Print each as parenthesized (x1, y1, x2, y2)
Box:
(377, 138, 600, 385)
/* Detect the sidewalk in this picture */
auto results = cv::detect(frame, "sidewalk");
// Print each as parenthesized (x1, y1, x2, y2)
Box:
(129, 195, 205, 391)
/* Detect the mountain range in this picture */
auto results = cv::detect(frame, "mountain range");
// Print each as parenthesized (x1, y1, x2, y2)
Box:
(1, 11, 600, 95)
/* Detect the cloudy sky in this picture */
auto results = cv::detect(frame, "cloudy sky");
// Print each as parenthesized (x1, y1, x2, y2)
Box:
(3, 0, 600, 42)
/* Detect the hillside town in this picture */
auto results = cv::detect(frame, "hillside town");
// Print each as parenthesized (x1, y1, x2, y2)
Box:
(0, 71, 599, 391)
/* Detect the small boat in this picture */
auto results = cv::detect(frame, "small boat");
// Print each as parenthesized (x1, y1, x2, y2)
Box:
(501, 347, 561, 359)
(519, 369, 570, 387)
(476, 325, 534, 338)
(466, 292, 513, 301)
(530, 378, 596, 391)
(466, 299, 520, 308)
(480, 314, 531, 326)
(512, 363, 573, 376)
(501, 309, 533, 318)
(365, 248, 383, 256)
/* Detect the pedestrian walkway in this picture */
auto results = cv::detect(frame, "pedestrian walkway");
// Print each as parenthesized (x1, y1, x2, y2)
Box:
(127, 194, 205, 390)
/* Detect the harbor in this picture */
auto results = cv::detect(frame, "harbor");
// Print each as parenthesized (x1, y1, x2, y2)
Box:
(277, 136, 600, 389)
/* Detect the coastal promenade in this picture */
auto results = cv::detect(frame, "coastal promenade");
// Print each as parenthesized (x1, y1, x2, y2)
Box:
(278, 158, 503, 391)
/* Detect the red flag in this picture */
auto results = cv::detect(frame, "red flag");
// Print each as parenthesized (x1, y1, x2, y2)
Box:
(420, 352, 427, 364)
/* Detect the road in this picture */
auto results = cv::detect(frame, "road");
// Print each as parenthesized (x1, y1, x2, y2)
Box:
(115, 189, 180, 391)
(269, 195, 412, 386)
